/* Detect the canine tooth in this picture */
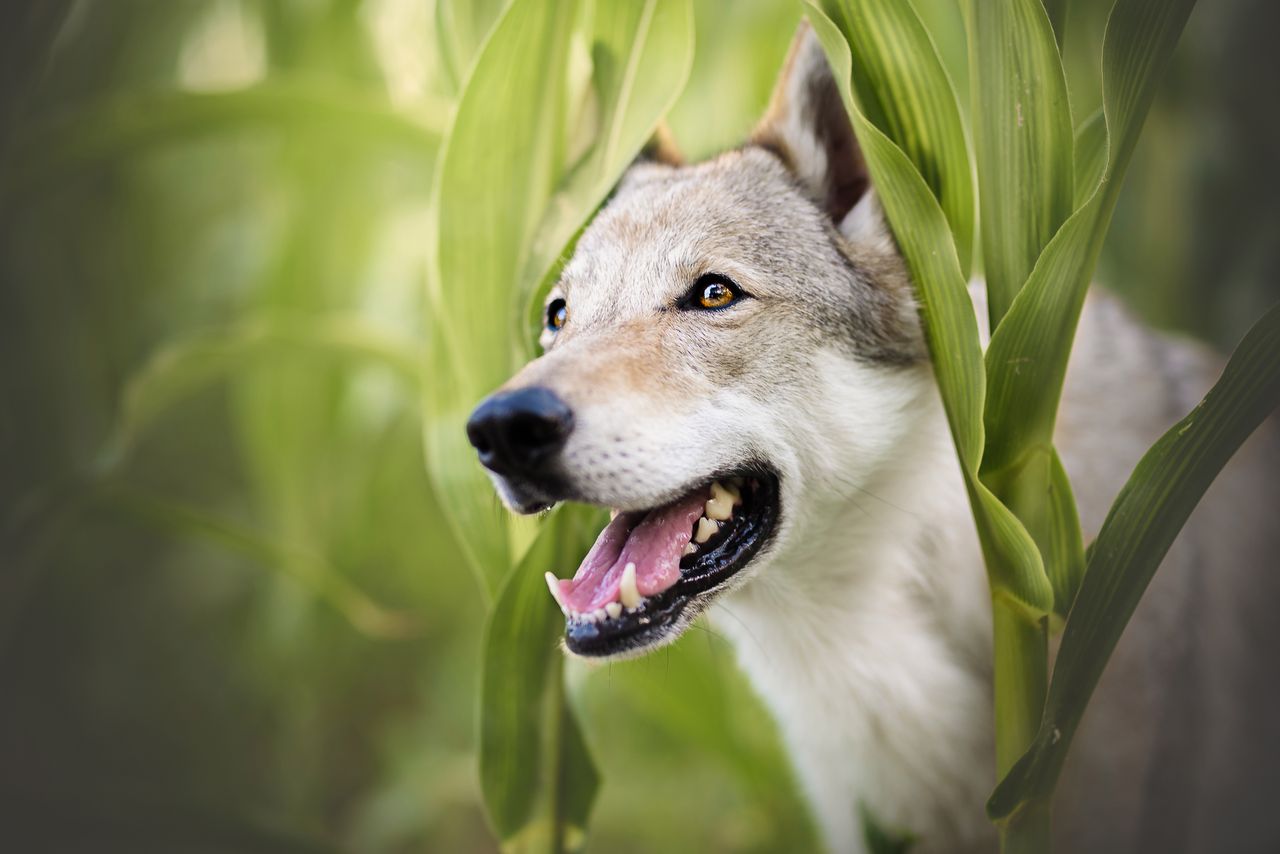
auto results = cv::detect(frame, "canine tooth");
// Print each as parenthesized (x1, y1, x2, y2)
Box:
(706, 481, 736, 520)
(619, 562, 642, 609)
(605, 602, 622, 619)
(544, 572, 568, 614)
(610, 508, 620, 520)
(713, 480, 741, 504)
(683, 542, 698, 557)
(695, 516, 719, 543)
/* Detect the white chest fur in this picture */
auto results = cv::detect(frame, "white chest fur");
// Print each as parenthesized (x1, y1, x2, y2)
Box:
(712, 354, 997, 853)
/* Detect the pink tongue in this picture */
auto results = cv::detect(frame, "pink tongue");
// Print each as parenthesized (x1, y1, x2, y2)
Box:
(557, 489, 708, 612)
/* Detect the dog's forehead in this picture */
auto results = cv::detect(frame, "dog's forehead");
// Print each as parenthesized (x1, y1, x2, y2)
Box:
(557, 148, 821, 318)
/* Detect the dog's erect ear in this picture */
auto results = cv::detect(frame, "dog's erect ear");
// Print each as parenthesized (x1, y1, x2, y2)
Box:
(636, 121, 684, 167)
(753, 22, 871, 231)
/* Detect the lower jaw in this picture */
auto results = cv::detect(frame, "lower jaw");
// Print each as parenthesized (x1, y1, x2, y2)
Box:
(563, 470, 780, 658)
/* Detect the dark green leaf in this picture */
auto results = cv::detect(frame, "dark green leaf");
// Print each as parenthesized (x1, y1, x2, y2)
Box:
(808, 4, 1053, 614)
(965, 0, 1074, 327)
(989, 303, 1280, 821)
(479, 508, 602, 846)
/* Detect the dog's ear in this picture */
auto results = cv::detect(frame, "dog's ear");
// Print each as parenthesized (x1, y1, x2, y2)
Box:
(753, 22, 873, 235)
(636, 121, 684, 167)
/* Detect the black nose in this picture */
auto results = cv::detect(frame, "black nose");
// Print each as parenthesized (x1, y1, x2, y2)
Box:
(466, 387, 574, 477)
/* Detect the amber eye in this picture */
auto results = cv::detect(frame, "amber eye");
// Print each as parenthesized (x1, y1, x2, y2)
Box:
(546, 297, 567, 332)
(686, 274, 741, 310)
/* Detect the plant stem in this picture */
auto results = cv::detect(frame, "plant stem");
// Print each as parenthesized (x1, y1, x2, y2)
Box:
(992, 599, 1050, 851)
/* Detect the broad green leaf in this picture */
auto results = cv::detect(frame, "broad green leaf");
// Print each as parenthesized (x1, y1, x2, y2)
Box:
(425, 0, 693, 596)
(1044, 447, 1086, 612)
(982, 0, 1197, 478)
(479, 508, 601, 847)
(1042, 0, 1068, 47)
(521, 0, 695, 317)
(425, 0, 582, 595)
(815, 0, 975, 274)
(807, 5, 1052, 615)
(982, 444, 1086, 616)
(989, 302, 1280, 821)
(435, 0, 510, 93)
(964, 0, 1074, 327)
(1072, 108, 1108, 207)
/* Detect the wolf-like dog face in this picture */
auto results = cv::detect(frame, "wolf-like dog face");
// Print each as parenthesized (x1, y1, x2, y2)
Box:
(467, 27, 928, 657)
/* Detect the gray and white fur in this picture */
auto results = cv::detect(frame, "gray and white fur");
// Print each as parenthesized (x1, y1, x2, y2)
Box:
(476, 23, 1280, 853)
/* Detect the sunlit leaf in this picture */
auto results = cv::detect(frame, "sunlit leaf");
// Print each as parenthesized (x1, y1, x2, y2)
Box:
(435, 0, 511, 94)
(815, 0, 975, 273)
(425, 0, 583, 595)
(521, 0, 695, 318)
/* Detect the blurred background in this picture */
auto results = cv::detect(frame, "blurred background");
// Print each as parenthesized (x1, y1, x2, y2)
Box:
(1, 1, 1276, 852)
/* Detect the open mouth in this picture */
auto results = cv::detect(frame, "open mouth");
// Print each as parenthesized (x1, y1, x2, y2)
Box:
(545, 471, 780, 657)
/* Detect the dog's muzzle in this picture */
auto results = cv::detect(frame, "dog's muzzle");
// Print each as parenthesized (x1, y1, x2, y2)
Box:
(466, 386, 573, 492)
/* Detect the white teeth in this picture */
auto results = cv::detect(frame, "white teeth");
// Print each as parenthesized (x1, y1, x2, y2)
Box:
(605, 602, 622, 619)
(683, 542, 698, 557)
(545, 572, 568, 614)
(705, 481, 738, 521)
(610, 508, 620, 520)
(619, 562, 642, 609)
(695, 516, 719, 544)
(593, 608, 608, 622)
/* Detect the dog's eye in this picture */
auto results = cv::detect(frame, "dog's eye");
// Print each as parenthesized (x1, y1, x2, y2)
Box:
(685, 274, 741, 311)
(546, 297, 568, 332)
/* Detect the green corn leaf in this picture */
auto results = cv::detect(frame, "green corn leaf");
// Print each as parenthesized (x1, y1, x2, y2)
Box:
(479, 507, 602, 849)
(425, 0, 693, 596)
(1042, 0, 1068, 47)
(964, 0, 1074, 328)
(1044, 447, 1086, 612)
(425, 0, 583, 595)
(982, 444, 1086, 617)
(1072, 108, 1108, 208)
(521, 0, 695, 316)
(814, 0, 974, 275)
(435, 0, 511, 93)
(982, 0, 1197, 479)
(807, 5, 1052, 615)
(988, 302, 1280, 821)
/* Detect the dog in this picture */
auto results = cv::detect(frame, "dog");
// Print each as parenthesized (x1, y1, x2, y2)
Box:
(465, 23, 1280, 853)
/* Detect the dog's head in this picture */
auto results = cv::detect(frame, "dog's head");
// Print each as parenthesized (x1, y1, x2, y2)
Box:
(466, 24, 929, 657)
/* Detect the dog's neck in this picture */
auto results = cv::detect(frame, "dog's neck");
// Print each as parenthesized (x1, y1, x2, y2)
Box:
(712, 355, 996, 851)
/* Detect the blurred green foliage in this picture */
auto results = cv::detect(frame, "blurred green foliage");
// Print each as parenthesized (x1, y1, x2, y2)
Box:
(1, 1, 1276, 852)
